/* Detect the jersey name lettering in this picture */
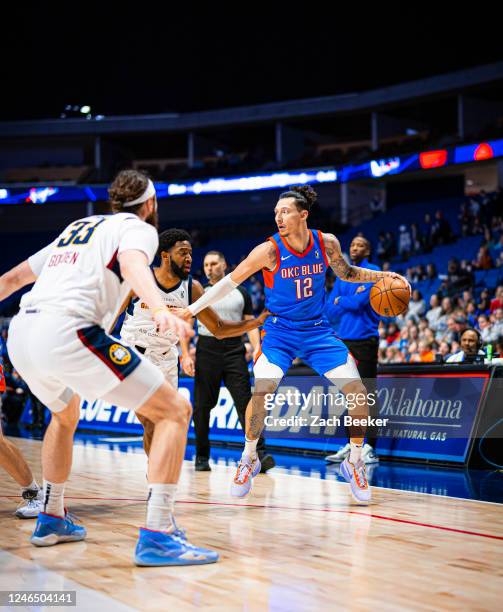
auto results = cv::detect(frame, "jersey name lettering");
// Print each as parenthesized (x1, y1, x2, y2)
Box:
(280, 263, 324, 279)
(47, 251, 79, 268)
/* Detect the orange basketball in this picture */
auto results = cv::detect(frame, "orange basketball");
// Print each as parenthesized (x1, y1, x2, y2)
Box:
(370, 276, 410, 317)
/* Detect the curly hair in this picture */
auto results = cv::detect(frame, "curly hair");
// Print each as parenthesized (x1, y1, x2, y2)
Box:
(279, 185, 317, 211)
(108, 169, 150, 214)
(158, 228, 191, 256)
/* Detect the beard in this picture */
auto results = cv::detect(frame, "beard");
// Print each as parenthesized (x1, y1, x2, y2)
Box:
(171, 259, 189, 280)
(145, 209, 159, 230)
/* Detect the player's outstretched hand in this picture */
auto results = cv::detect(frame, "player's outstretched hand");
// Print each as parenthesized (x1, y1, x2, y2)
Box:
(154, 308, 194, 340)
(171, 307, 194, 322)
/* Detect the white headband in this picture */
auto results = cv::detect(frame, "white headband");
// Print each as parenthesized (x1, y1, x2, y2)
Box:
(122, 179, 156, 207)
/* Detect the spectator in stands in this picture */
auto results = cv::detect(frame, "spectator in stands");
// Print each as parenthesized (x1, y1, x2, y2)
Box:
(459, 202, 471, 237)
(376, 233, 387, 263)
(438, 341, 452, 360)
(382, 347, 404, 363)
(477, 314, 497, 344)
(426, 294, 442, 329)
(453, 315, 469, 343)
(422, 213, 433, 252)
(472, 245, 493, 270)
(477, 291, 491, 316)
(491, 308, 503, 339)
(416, 341, 435, 363)
(492, 235, 503, 260)
(446, 329, 485, 363)
(410, 223, 422, 254)
(431, 210, 452, 245)
(398, 225, 412, 260)
(471, 217, 484, 236)
(426, 262, 437, 280)
(466, 301, 478, 327)
(435, 297, 454, 339)
(468, 195, 480, 219)
(386, 323, 400, 345)
(406, 289, 426, 322)
(440, 259, 473, 296)
(490, 286, 503, 313)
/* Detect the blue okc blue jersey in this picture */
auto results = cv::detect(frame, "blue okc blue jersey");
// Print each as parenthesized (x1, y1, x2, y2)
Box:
(263, 229, 329, 321)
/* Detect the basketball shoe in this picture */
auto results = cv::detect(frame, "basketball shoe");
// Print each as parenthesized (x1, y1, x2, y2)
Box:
(134, 521, 219, 566)
(15, 488, 44, 519)
(230, 454, 261, 498)
(340, 458, 371, 504)
(325, 442, 351, 463)
(31, 512, 87, 546)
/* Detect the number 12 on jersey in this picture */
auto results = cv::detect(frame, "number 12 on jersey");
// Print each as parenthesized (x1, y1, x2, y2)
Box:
(294, 277, 313, 299)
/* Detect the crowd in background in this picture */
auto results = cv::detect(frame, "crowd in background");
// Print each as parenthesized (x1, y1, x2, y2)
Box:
(2, 188, 503, 428)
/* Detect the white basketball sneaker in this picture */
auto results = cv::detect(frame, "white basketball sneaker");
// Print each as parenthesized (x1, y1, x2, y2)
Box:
(325, 443, 351, 463)
(15, 488, 44, 519)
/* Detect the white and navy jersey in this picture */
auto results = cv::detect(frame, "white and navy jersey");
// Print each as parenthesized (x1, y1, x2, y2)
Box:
(21, 213, 158, 330)
(197, 285, 253, 338)
(120, 275, 193, 352)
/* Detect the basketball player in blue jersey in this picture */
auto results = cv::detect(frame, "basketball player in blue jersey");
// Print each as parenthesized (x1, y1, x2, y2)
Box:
(177, 186, 407, 503)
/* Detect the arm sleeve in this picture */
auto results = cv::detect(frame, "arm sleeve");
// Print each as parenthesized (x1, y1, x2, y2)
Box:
(188, 274, 238, 316)
(27, 241, 57, 276)
(237, 286, 253, 315)
(118, 220, 159, 265)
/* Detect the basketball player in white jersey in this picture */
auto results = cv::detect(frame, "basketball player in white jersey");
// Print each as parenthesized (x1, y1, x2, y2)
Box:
(119, 227, 269, 454)
(0, 407, 44, 518)
(0, 170, 218, 566)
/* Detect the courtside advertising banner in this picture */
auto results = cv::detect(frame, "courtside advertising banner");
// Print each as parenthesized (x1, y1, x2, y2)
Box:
(73, 371, 492, 463)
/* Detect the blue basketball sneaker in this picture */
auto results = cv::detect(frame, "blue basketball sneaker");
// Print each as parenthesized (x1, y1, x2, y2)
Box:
(134, 524, 219, 566)
(230, 454, 261, 498)
(31, 512, 87, 546)
(340, 458, 371, 504)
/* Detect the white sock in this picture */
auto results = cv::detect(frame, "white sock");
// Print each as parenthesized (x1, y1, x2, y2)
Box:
(243, 437, 258, 460)
(146, 484, 177, 533)
(22, 479, 39, 493)
(43, 480, 65, 517)
(349, 442, 363, 464)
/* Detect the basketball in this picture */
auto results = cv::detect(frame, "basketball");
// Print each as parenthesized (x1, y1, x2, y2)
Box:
(370, 276, 410, 317)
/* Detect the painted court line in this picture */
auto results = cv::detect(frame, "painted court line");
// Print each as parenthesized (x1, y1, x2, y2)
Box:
(2, 494, 502, 541)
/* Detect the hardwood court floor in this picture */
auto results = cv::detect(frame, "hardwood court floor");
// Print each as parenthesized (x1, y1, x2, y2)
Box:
(1, 437, 502, 611)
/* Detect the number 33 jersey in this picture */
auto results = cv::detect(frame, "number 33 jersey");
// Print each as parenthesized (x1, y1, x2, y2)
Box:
(262, 229, 330, 322)
(21, 213, 158, 329)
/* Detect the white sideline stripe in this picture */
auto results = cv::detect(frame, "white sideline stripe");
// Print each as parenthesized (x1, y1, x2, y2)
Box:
(0, 550, 135, 611)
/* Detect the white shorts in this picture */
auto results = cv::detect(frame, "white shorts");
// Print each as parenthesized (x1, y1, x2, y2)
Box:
(139, 345, 179, 389)
(7, 311, 164, 413)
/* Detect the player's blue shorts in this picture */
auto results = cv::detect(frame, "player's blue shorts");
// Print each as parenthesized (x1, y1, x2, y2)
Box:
(260, 315, 349, 376)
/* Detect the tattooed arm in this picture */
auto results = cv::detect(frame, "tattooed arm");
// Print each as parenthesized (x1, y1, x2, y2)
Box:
(323, 233, 407, 284)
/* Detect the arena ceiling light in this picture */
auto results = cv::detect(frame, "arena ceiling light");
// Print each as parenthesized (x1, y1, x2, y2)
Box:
(80, 105, 91, 114)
